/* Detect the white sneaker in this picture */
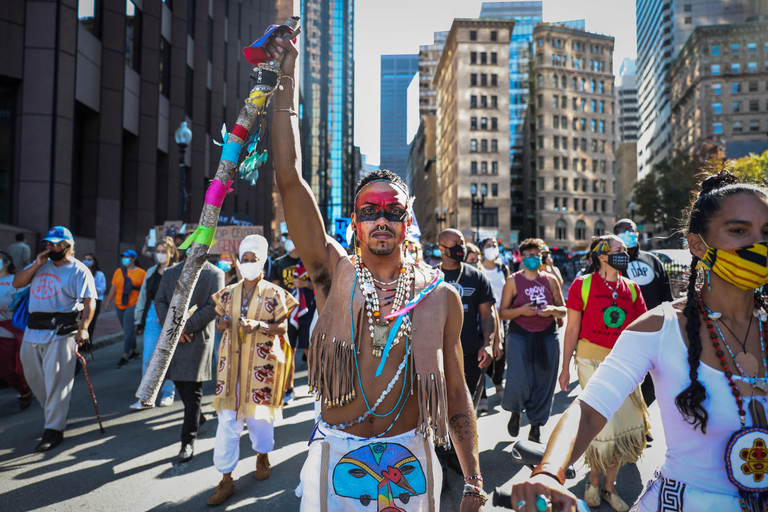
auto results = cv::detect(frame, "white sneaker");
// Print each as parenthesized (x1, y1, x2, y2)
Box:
(130, 401, 153, 410)
(495, 384, 504, 401)
(283, 389, 295, 405)
(477, 398, 488, 414)
(158, 396, 175, 407)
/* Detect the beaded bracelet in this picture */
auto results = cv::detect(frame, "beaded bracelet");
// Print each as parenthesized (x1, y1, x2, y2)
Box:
(462, 487, 488, 504)
(464, 475, 483, 483)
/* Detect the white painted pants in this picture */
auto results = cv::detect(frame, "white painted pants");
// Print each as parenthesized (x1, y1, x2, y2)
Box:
(20, 337, 77, 431)
(213, 408, 275, 474)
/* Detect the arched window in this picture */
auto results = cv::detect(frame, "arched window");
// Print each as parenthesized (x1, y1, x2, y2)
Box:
(537, 74, 543, 87)
(591, 79, 596, 92)
(552, 74, 559, 88)
(594, 220, 606, 236)
(575, 220, 586, 240)
(556, 219, 567, 240)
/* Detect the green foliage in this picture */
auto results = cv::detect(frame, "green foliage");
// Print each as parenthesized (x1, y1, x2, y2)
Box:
(635, 155, 699, 231)
(727, 150, 768, 186)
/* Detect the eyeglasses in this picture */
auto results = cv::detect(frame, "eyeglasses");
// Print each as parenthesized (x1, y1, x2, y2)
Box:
(44, 241, 69, 248)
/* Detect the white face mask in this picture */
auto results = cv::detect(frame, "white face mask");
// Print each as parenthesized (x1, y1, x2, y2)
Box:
(239, 262, 264, 281)
(284, 239, 296, 252)
(483, 247, 499, 261)
(155, 253, 168, 264)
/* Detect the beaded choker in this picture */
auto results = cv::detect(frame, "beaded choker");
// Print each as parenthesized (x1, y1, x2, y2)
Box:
(354, 256, 413, 357)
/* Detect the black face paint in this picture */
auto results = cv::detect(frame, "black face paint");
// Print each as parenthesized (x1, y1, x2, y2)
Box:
(607, 252, 630, 272)
(355, 208, 407, 223)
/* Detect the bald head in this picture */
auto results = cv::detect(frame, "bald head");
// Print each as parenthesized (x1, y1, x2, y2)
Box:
(437, 229, 464, 245)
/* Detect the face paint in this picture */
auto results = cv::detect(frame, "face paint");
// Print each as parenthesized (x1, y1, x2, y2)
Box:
(354, 188, 408, 223)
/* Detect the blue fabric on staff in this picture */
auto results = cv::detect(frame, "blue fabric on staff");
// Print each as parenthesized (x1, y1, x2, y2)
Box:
(220, 141, 243, 164)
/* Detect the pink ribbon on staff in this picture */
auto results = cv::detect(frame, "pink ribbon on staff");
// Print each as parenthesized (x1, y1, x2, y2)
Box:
(204, 180, 234, 208)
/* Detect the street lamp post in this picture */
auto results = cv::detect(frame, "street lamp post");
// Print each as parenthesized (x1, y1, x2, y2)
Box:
(174, 121, 193, 220)
(470, 183, 487, 243)
(435, 206, 447, 229)
(629, 200, 636, 221)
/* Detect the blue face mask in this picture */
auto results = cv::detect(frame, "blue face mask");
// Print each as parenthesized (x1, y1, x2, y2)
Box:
(82, 259, 93, 268)
(432, 249, 441, 258)
(617, 231, 638, 248)
(121, 257, 131, 267)
(218, 260, 232, 272)
(522, 256, 542, 271)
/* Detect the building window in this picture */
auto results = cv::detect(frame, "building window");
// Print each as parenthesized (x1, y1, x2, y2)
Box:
(594, 220, 606, 236)
(734, 121, 743, 133)
(553, 116, 560, 129)
(481, 74, 488, 86)
(684, 16, 691, 24)
(491, 74, 497, 87)
(471, 52, 477, 64)
(491, 117, 498, 130)
(580, 119, 586, 131)
(733, 102, 741, 113)
(471, 95, 477, 108)
(714, 122, 723, 134)
(480, 52, 487, 64)
(471, 117, 478, 130)
(491, 162, 498, 174)
(733, 82, 741, 93)
(590, 120, 597, 132)
(579, 79, 585, 91)
(481, 162, 488, 174)
(491, 95, 498, 108)
(552, 74, 559, 88)
(600, 140, 606, 153)
(712, 64, 720, 75)
(599, 100, 605, 113)
(600, 160, 606, 173)
(750, 100, 759, 112)
(562, 198, 569, 211)
(481, 139, 488, 152)
(470, 30, 477, 41)
(580, 99, 586, 111)
(712, 45, 719, 56)
(538, 177, 545, 191)
(554, 177, 560, 191)
(750, 120, 760, 132)
(748, 42, 757, 53)
(491, 183, 498, 197)
(732, 44, 740, 54)
(554, 136, 560, 149)
(749, 81, 758, 92)
(491, 52, 497, 64)
(748, 62, 757, 73)
(538, 157, 544, 170)
(481, 95, 488, 108)
(480, 117, 488, 130)
(537, 95, 543, 108)
(554, 197, 560, 211)
(713, 83, 721, 94)
(554, 157, 560, 170)
(471, 74, 477, 86)
(538, 197, 545, 210)
(599, 120, 605, 133)
(556, 219, 567, 240)
(474, 207, 498, 227)
(471, 161, 478, 174)
(125, 0, 142, 71)
(470, 139, 478, 152)
(159, 37, 171, 97)
(732, 63, 741, 73)
(78, 0, 102, 37)
(581, 139, 587, 151)
(593, 198, 599, 212)
(491, 139, 498, 152)
(490, 31, 497, 41)
(574, 199, 579, 212)
(552, 95, 559, 109)
(599, 81, 605, 94)
(563, 157, 569, 170)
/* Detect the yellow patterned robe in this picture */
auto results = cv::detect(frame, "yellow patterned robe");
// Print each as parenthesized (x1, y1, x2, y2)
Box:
(211, 278, 298, 421)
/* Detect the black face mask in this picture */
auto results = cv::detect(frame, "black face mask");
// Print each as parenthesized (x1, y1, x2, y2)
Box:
(607, 252, 629, 272)
(48, 249, 67, 262)
(444, 244, 466, 263)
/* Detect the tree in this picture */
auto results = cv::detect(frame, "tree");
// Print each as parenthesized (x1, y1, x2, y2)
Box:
(728, 150, 768, 185)
(635, 155, 699, 231)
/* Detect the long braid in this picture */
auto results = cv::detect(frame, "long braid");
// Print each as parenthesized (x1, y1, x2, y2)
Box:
(675, 255, 710, 433)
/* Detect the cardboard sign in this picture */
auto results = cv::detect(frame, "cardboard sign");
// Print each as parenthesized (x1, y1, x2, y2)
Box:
(219, 210, 256, 226)
(333, 217, 351, 248)
(162, 220, 184, 237)
(210, 225, 264, 255)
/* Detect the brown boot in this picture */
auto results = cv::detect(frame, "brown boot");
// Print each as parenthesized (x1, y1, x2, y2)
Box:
(254, 453, 271, 480)
(207, 477, 235, 506)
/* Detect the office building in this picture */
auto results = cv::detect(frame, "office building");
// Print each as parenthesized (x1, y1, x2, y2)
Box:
(380, 55, 419, 181)
(299, 0, 355, 228)
(635, 0, 766, 181)
(434, 18, 515, 242)
(479, 1, 542, 245)
(670, 20, 768, 159)
(418, 32, 448, 117)
(531, 23, 617, 250)
(617, 58, 638, 142)
(0, 0, 277, 267)
(406, 115, 439, 244)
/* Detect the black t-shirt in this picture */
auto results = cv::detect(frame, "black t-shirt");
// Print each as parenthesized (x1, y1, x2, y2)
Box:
(441, 263, 495, 356)
(269, 254, 316, 325)
(584, 249, 673, 310)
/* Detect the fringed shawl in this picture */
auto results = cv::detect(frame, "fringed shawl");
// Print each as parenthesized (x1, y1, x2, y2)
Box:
(308, 257, 453, 447)
(211, 279, 297, 421)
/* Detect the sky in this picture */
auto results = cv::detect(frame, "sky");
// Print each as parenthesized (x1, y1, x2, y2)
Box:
(354, 0, 637, 166)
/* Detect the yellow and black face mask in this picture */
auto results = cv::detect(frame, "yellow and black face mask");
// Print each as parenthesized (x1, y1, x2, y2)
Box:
(698, 236, 768, 291)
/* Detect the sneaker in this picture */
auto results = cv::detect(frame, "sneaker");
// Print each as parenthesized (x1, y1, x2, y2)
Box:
(178, 442, 194, 463)
(584, 481, 601, 508)
(477, 398, 488, 414)
(18, 393, 33, 410)
(115, 357, 129, 369)
(207, 477, 236, 505)
(495, 384, 504, 402)
(128, 349, 141, 361)
(507, 412, 521, 437)
(36, 429, 63, 452)
(130, 401, 153, 410)
(283, 388, 295, 405)
(158, 395, 175, 407)
(602, 489, 629, 512)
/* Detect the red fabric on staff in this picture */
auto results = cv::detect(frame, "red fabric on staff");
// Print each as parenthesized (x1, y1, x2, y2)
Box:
(231, 124, 248, 141)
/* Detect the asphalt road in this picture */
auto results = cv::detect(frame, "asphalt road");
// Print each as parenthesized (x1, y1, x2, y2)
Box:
(0, 332, 666, 511)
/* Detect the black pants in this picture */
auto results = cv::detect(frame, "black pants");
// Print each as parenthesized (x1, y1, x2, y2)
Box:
(174, 380, 203, 445)
(464, 354, 486, 400)
(87, 300, 102, 340)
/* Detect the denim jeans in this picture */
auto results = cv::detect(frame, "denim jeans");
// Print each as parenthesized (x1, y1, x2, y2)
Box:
(116, 305, 137, 355)
(141, 303, 175, 400)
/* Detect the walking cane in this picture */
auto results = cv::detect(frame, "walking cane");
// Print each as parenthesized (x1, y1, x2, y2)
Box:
(73, 344, 105, 433)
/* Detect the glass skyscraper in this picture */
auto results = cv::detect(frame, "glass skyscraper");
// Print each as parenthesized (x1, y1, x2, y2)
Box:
(479, 1, 542, 242)
(299, 0, 355, 228)
(380, 55, 419, 181)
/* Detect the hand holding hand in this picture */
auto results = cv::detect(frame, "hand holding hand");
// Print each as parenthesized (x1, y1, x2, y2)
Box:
(460, 495, 485, 512)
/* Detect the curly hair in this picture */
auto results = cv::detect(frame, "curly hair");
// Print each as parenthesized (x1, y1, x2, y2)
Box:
(518, 238, 543, 254)
(354, 169, 409, 208)
(676, 170, 768, 433)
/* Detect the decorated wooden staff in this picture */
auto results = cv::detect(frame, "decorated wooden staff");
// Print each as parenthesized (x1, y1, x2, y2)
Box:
(136, 16, 301, 406)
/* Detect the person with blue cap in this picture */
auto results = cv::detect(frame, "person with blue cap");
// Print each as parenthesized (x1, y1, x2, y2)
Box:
(13, 226, 97, 452)
(105, 248, 146, 368)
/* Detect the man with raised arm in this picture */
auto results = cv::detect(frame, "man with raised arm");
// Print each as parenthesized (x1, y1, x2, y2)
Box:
(265, 35, 486, 511)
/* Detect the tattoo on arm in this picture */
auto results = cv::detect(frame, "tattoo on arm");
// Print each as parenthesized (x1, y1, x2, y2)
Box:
(481, 315, 495, 341)
(449, 413, 473, 443)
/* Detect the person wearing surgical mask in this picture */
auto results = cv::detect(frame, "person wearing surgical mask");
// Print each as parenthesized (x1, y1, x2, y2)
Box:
(206, 235, 297, 505)
(130, 237, 179, 409)
(153, 239, 224, 464)
(105, 249, 146, 368)
(404, 237, 424, 265)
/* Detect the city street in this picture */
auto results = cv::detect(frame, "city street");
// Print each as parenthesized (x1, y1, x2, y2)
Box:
(0, 323, 666, 512)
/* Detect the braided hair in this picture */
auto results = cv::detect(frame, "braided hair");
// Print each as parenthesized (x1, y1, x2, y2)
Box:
(676, 171, 768, 433)
(588, 234, 620, 273)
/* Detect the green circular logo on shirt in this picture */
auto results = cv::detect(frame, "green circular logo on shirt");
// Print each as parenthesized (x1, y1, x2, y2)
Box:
(603, 306, 626, 329)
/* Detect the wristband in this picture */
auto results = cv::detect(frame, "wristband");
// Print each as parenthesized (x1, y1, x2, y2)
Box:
(531, 463, 566, 486)
(463, 474, 483, 483)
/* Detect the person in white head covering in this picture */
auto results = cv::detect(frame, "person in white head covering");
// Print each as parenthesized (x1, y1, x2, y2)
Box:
(206, 235, 298, 506)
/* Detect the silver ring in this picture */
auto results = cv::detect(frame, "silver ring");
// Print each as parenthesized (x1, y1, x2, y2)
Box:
(517, 500, 526, 510)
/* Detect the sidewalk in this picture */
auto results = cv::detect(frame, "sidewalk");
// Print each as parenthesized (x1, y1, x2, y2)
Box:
(91, 308, 125, 350)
